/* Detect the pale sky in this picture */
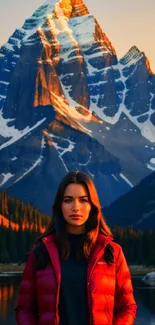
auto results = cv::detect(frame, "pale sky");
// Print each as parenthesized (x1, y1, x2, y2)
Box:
(0, 0, 155, 72)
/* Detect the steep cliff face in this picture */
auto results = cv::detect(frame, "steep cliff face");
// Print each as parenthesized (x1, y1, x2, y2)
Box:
(33, 0, 117, 113)
(119, 46, 155, 139)
(0, 0, 154, 221)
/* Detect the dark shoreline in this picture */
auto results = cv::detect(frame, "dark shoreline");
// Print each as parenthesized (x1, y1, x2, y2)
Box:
(0, 264, 155, 276)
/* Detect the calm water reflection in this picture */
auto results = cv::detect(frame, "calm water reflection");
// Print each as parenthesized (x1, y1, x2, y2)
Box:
(0, 276, 155, 325)
(132, 276, 155, 325)
(0, 276, 21, 325)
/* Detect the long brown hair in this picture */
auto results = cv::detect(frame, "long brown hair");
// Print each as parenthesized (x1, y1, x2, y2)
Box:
(35, 171, 114, 268)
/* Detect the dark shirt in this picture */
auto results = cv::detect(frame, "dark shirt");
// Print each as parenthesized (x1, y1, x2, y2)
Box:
(58, 233, 89, 325)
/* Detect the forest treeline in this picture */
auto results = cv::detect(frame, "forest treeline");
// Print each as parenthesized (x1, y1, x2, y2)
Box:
(0, 190, 51, 263)
(0, 190, 155, 265)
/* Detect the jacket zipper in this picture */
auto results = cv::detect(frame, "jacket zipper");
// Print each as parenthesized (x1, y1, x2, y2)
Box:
(87, 280, 92, 325)
(87, 248, 104, 325)
(54, 272, 61, 325)
(87, 241, 111, 325)
(43, 239, 61, 325)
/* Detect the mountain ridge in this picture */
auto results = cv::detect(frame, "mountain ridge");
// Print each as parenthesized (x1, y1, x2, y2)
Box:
(120, 45, 154, 75)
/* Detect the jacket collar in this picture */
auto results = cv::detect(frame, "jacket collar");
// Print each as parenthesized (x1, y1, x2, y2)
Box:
(41, 232, 56, 243)
(89, 234, 113, 263)
(42, 233, 60, 285)
(41, 232, 113, 245)
(87, 234, 113, 281)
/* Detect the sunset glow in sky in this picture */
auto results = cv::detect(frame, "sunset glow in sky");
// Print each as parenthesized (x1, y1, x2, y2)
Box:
(0, 0, 155, 72)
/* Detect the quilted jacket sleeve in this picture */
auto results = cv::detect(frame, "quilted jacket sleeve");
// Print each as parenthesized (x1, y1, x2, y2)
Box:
(113, 245, 137, 325)
(15, 248, 39, 325)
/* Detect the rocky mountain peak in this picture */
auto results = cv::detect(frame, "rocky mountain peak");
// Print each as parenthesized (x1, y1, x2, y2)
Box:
(53, 0, 89, 19)
(121, 45, 154, 74)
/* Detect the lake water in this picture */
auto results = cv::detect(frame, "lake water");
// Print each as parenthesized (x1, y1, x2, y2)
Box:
(0, 275, 155, 325)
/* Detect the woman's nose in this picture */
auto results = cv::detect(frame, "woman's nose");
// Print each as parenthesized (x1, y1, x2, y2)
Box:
(72, 201, 79, 212)
(72, 207, 79, 212)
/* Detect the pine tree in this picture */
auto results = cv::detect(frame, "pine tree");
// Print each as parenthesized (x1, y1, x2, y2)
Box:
(7, 217, 18, 263)
(0, 227, 10, 263)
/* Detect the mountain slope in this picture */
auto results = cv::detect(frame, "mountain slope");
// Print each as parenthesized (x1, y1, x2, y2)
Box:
(104, 172, 155, 229)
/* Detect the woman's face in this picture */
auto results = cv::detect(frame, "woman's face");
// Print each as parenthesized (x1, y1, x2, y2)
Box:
(61, 183, 92, 234)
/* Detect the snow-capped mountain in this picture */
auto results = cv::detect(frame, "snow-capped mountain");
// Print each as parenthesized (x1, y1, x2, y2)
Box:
(0, 0, 155, 220)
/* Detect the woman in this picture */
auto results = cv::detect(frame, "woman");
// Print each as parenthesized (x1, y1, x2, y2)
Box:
(15, 171, 137, 325)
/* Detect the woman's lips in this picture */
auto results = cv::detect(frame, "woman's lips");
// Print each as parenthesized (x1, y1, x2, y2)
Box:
(69, 215, 82, 219)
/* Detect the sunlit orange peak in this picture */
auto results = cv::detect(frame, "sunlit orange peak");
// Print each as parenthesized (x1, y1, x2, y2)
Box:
(145, 57, 154, 75)
(59, 0, 72, 18)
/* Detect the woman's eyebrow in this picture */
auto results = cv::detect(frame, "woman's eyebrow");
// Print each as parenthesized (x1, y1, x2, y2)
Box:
(63, 195, 89, 198)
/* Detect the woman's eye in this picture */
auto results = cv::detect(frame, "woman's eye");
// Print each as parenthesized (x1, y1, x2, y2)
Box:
(80, 199, 88, 203)
(63, 199, 72, 203)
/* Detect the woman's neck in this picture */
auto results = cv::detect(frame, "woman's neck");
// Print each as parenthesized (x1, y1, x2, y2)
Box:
(66, 225, 86, 234)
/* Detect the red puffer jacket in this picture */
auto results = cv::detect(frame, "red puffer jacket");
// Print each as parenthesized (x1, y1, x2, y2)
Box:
(15, 233, 137, 325)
